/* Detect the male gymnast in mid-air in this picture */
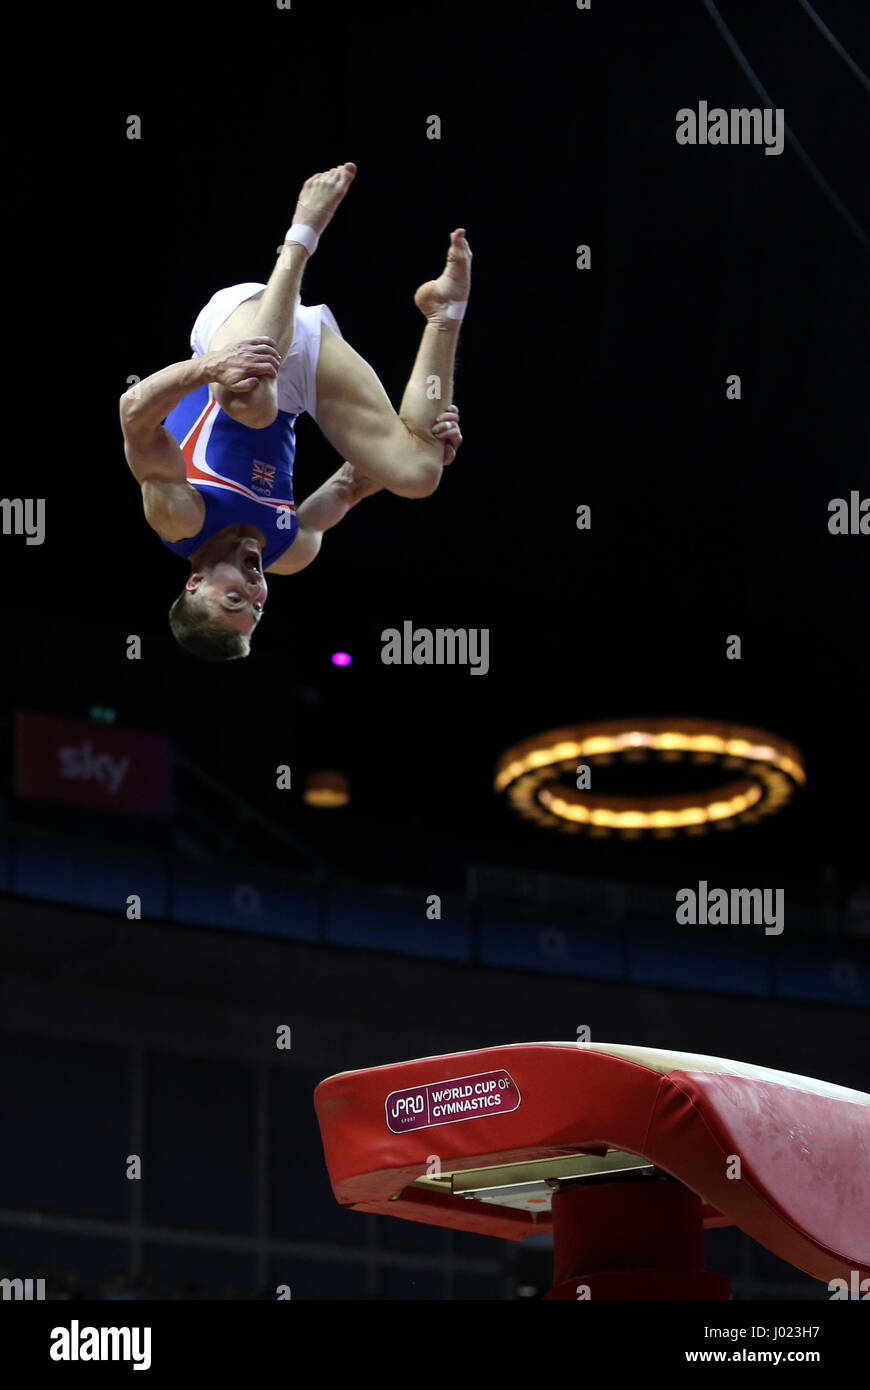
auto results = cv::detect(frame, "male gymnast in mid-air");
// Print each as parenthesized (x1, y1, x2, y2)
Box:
(120, 162, 469, 659)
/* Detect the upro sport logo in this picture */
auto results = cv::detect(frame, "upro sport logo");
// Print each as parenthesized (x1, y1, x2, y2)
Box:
(385, 1069, 521, 1133)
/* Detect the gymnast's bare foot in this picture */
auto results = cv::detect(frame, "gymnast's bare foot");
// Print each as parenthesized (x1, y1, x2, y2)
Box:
(287, 163, 357, 248)
(414, 230, 472, 326)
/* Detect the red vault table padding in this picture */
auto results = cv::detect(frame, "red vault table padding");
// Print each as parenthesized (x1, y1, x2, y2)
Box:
(314, 1042, 870, 1286)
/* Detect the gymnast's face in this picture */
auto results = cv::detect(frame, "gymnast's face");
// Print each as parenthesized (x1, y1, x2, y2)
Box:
(186, 539, 268, 636)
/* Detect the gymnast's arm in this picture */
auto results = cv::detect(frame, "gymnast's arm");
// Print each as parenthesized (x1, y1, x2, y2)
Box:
(265, 462, 382, 574)
(120, 339, 282, 539)
(119, 338, 282, 462)
(267, 405, 463, 574)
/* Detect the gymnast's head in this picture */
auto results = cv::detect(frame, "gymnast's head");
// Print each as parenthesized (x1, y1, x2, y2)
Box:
(169, 533, 268, 661)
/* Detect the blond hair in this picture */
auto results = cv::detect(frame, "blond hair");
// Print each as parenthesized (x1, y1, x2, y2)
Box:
(168, 589, 252, 661)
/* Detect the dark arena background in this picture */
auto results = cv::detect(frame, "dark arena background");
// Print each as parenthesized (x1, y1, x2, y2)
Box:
(2, 0, 869, 1366)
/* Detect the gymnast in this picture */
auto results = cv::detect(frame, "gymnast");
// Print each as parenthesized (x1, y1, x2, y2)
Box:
(119, 163, 469, 659)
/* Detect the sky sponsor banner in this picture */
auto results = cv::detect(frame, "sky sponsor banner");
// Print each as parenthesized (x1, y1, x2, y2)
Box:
(14, 711, 172, 818)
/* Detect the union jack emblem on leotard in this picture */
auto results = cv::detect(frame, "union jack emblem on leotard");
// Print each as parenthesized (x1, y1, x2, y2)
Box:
(251, 460, 276, 488)
(252, 460, 276, 489)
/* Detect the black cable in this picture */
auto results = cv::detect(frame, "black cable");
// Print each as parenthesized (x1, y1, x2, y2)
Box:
(702, 0, 870, 255)
(795, 0, 870, 92)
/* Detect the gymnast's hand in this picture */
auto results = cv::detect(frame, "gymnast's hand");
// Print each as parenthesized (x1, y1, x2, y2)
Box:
(205, 337, 283, 394)
(432, 404, 462, 465)
(335, 459, 383, 503)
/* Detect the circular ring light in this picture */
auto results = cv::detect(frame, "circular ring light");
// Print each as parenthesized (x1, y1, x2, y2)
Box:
(495, 718, 805, 838)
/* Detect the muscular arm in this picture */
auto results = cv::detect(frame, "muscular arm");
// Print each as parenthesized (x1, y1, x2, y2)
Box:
(119, 365, 212, 554)
(297, 461, 382, 529)
(266, 463, 381, 574)
(267, 405, 463, 575)
(120, 358, 212, 456)
(120, 337, 277, 458)
(119, 336, 277, 461)
(120, 338, 281, 540)
(119, 360, 216, 540)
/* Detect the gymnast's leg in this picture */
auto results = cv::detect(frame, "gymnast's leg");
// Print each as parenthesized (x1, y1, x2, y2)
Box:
(314, 229, 472, 498)
(208, 162, 357, 428)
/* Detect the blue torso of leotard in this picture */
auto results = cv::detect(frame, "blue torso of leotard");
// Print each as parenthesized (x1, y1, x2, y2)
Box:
(160, 384, 299, 568)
